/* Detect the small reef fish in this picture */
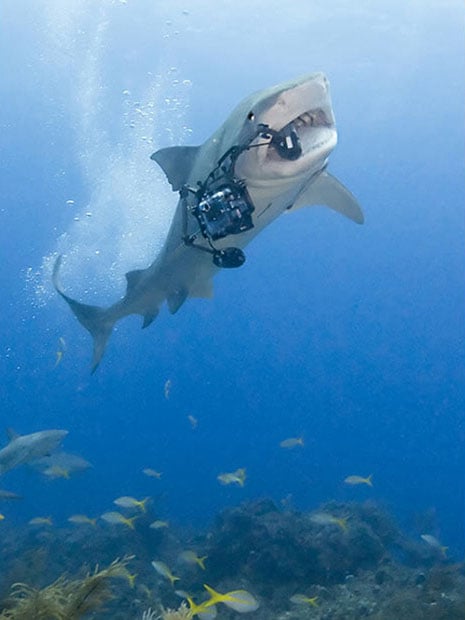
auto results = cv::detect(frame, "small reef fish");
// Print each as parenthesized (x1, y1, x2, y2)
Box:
(43, 465, 70, 479)
(150, 520, 169, 529)
(0, 514, 5, 521)
(113, 496, 150, 512)
(164, 379, 172, 399)
(188, 415, 198, 429)
(217, 468, 246, 487)
(421, 534, 448, 556)
(344, 474, 373, 487)
(68, 514, 97, 526)
(290, 594, 319, 607)
(310, 511, 348, 531)
(178, 550, 208, 570)
(184, 597, 217, 620)
(151, 560, 180, 586)
(101, 511, 137, 529)
(185, 597, 217, 620)
(122, 569, 138, 588)
(201, 584, 260, 613)
(279, 437, 304, 449)
(0, 489, 22, 501)
(29, 516, 53, 526)
(54, 337, 66, 367)
(143, 468, 162, 479)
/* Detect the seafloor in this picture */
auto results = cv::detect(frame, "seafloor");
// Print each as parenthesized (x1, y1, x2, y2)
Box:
(0, 499, 463, 618)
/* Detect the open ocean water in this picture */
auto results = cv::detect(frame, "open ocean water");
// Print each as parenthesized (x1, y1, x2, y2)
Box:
(0, 1, 464, 618)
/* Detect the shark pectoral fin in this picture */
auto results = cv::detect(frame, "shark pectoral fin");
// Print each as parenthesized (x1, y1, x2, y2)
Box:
(142, 311, 159, 329)
(167, 288, 188, 314)
(190, 279, 214, 299)
(53, 256, 114, 373)
(151, 146, 200, 191)
(292, 171, 364, 224)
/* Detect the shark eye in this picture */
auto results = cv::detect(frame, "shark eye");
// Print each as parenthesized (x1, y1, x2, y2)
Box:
(247, 111, 255, 121)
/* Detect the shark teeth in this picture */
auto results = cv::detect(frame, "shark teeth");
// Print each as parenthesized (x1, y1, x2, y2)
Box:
(294, 109, 329, 128)
(297, 112, 313, 126)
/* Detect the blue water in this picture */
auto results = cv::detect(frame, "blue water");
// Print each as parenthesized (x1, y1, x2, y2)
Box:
(1, 0, 464, 560)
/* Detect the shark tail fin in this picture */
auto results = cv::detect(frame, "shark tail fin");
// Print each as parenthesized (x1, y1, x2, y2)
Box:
(53, 256, 114, 373)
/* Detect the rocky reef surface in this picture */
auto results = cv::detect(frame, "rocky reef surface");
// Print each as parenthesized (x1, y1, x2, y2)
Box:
(0, 500, 463, 618)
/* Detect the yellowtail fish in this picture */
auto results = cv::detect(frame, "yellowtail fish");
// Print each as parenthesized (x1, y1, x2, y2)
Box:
(140, 584, 153, 599)
(29, 516, 53, 526)
(123, 570, 138, 588)
(217, 468, 246, 487)
(188, 415, 198, 429)
(151, 560, 180, 586)
(179, 550, 208, 570)
(67, 514, 97, 526)
(0, 490, 22, 501)
(143, 468, 162, 479)
(164, 379, 172, 399)
(279, 437, 304, 449)
(344, 474, 373, 487)
(186, 597, 217, 620)
(54, 337, 66, 368)
(421, 534, 448, 557)
(113, 496, 150, 512)
(290, 594, 319, 607)
(309, 511, 348, 531)
(43, 465, 70, 479)
(101, 511, 137, 529)
(202, 584, 259, 613)
(150, 520, 169, 529)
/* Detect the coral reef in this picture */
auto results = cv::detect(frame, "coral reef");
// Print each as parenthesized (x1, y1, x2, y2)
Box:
(0, 500, 463, 618)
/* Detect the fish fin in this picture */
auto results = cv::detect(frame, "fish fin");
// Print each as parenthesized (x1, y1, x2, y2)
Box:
(53, 256, 114, 373)
(125, 269, 145, 292)
(151, 146, 200, 191)
(190, 279, 214, 299)
(6, 428, 20, 441)
(167, 288, 188, 314)
(291, 171, 364, 224)
(142, 311, 159, 329)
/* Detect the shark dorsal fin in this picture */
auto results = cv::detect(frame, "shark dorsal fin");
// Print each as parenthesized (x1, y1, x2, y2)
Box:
(6, 428, 19, 441)
(151, 146, 200, 191)
(125, 269, 145, 293)
(292, 171, 364, 224)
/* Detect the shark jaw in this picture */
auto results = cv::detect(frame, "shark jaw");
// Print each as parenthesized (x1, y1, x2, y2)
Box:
(235, 73, 337, 184)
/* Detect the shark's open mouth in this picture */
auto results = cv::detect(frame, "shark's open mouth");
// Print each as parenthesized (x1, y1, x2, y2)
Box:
(270, 107, 332, 161)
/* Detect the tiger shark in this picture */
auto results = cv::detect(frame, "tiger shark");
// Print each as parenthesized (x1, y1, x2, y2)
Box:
(54, 72, 363, 371)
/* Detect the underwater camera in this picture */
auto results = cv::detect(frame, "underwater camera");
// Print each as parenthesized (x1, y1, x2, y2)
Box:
(193, 182, 254, 242)
(189, 181, 254, 268)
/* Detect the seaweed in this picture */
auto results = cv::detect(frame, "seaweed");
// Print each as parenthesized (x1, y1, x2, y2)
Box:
(0, 557, 132, 619)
